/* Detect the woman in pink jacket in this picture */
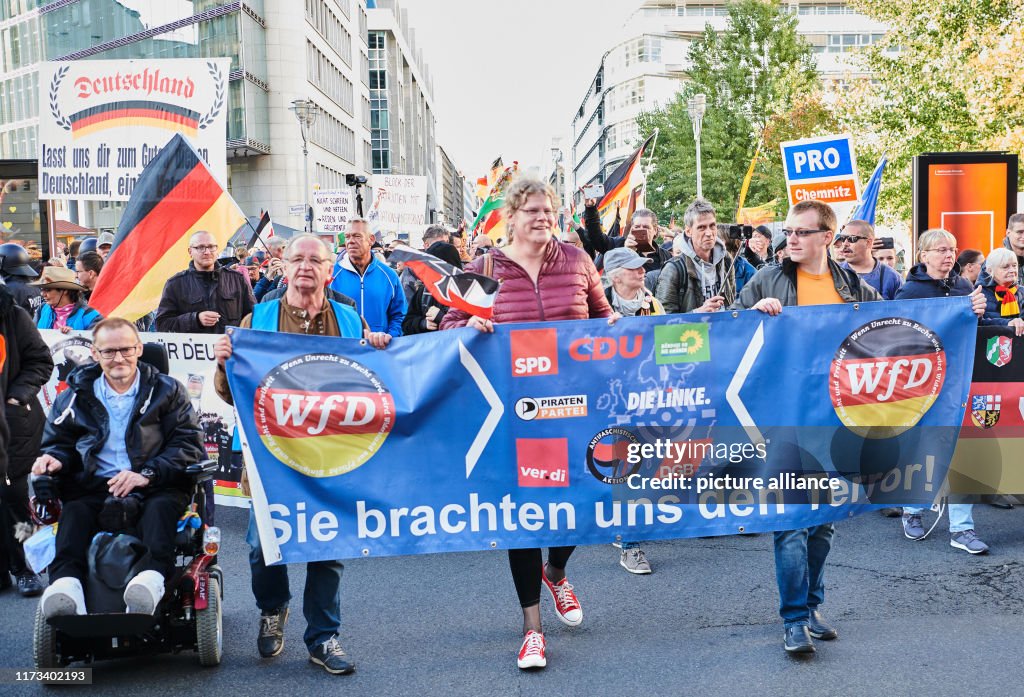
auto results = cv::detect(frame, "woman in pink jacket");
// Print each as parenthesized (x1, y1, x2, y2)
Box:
(442, 177, 616, 670)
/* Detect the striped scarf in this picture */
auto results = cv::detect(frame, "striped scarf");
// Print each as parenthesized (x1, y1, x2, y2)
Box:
(995, 284, 1020, 316)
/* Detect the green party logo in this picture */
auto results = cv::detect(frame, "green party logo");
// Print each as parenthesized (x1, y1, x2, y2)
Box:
(654, 323, 710, 365)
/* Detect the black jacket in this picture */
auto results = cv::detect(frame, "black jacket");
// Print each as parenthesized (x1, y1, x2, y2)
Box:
(0, 284, 54, 479)
(894, 263, 973, 300)
(155, 262, 255, 333)
(3, 276, 43, 316)
(41, 361, 205, 494)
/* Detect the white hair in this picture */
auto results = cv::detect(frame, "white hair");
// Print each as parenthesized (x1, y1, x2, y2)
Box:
(985, 247, 1017, 273)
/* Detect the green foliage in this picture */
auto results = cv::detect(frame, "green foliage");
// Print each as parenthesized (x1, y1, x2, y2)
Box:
(640, 0, 821, 222)
(842, 0, 1023, 220)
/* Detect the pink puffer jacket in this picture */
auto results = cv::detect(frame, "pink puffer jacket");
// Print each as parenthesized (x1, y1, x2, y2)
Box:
(441, 239, 612, 327)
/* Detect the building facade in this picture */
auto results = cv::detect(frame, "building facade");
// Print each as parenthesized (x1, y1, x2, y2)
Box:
(365, 0, 438, 222)
(569, 0, 888, 192)
(435, 143, 463, 227)
(0, 0, 373, 233)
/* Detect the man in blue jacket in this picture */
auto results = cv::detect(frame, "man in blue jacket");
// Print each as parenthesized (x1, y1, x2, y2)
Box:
(329, 219, 405, 342)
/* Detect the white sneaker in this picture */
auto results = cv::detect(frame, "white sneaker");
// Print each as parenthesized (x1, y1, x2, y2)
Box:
(41, 576, 86, 618)
(123, 570, 165, 614)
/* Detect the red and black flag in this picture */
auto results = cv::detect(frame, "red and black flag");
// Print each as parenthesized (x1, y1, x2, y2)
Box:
(90, 134, 247, 321)
(247, 210, 275, 248)
(388, 246, 499, 320)
(597, 132, 656, 232)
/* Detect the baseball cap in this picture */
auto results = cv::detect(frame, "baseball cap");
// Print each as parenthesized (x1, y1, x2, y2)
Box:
(604, 247, 652, 276)
(97, 232, 115, 247)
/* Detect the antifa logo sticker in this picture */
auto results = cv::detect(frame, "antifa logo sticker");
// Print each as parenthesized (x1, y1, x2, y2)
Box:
(830, 318, 945, 439)
(586, 428, 641, 485)
(255, 355, 395, 478)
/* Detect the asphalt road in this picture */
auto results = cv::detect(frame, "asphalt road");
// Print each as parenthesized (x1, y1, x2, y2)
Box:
(2, 502, 1023, 696)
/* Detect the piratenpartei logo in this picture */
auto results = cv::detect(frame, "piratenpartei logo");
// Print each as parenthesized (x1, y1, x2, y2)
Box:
(514, 394, 588, 421)
(586, 427, 641, 485)
(255, 354, 395, 478)
(830, 318, 945, 439)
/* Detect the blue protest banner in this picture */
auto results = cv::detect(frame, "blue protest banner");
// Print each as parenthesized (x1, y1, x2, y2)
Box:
(225, 297, 976, 565)
(781, 134, 857, 182)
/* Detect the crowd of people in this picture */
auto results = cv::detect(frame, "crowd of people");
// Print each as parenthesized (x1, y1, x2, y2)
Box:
(1, 177, 1022, 673)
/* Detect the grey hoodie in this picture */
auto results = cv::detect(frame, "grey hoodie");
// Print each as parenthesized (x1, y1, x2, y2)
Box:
(655, 235, 735, 313)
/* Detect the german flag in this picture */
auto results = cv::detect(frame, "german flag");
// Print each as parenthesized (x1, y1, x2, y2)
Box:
(70, 101, 200, 139)
(597, 133, 655, 232)
(90, 134, 246, 321)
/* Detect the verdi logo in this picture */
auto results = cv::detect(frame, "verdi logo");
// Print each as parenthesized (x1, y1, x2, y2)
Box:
(654, 323, 710, 365)
(255, 354, 395, 478)
(830, 318, 945, 439)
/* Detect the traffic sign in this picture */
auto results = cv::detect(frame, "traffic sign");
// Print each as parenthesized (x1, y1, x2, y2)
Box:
(780, 134, 861, 206)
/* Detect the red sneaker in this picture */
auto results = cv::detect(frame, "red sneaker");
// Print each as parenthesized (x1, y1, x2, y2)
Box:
(542, 567, 582, 626)
(517, 630, 546, 669)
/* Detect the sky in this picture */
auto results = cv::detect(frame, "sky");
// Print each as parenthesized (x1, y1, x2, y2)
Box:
(401, 0, 641, 181)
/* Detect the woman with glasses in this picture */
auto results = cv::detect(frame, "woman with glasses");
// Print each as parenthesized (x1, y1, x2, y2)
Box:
(442, 177, 617, 671)
(30, 267, 102, 334)
(894, 229, 989, 554)
(894, 229, 986, 309)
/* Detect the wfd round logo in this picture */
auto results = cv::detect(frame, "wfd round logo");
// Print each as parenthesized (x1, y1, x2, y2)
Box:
(255, 354, 395, 478)
(830, 318, 945, 439)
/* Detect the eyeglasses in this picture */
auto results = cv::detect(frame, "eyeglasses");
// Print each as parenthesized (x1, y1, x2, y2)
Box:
(518, 208, 557, 219)
(286, 256, 327, 267)
(924, 247, 958, 256)
(782, 228, 830, 238)
(190, 245, 218, 253)
(833, 235, 869, 246)
(96, 345, 140, 360)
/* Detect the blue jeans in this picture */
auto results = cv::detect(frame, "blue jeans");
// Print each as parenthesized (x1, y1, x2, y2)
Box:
(903, 504, 974, 533)
(773, 524, 834, 628)
(246, 510, 345, 652)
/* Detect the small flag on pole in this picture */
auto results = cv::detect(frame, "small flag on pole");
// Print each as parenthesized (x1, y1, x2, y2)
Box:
(850, 156, 887, 225)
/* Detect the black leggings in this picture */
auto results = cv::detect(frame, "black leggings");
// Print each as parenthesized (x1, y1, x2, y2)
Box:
(508, 546, 575, 608)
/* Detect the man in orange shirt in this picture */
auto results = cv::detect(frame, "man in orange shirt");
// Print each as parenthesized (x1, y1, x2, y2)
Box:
(733, 200, 880, 655)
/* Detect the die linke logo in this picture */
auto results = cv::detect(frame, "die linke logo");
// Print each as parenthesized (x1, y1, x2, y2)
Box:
(510, 328, 558, 376)
(516, 438, 569, 487)
(830, 318, 945, 439)
(255, 355, 395, 478)
(568, 335, 643, 361)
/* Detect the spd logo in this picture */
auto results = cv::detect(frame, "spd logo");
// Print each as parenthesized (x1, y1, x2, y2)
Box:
(830, 318, 945, 438)
(255, 355, 395, 478)
(510, 328, 558, 377)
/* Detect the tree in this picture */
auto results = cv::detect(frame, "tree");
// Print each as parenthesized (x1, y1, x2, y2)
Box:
(639, 0, 822, 222)
(840, 0, 1024, 220)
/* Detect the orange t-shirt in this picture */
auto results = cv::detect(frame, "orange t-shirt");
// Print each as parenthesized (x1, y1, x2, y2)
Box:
(796, 268, 844, 306)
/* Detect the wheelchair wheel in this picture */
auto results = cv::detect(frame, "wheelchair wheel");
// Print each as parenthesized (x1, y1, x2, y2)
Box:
(33, 606, 59, 669)
(196, 576, 222, 666)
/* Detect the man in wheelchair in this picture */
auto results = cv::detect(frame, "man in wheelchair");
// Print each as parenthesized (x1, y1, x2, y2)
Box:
(33, 317, 205, 618)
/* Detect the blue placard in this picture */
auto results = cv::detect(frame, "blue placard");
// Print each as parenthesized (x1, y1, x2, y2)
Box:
(782, 135, 856, 182)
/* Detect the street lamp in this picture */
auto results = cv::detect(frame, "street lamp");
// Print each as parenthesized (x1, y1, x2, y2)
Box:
(290, 98, 320, 231)
(687, 93, 706, 199)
